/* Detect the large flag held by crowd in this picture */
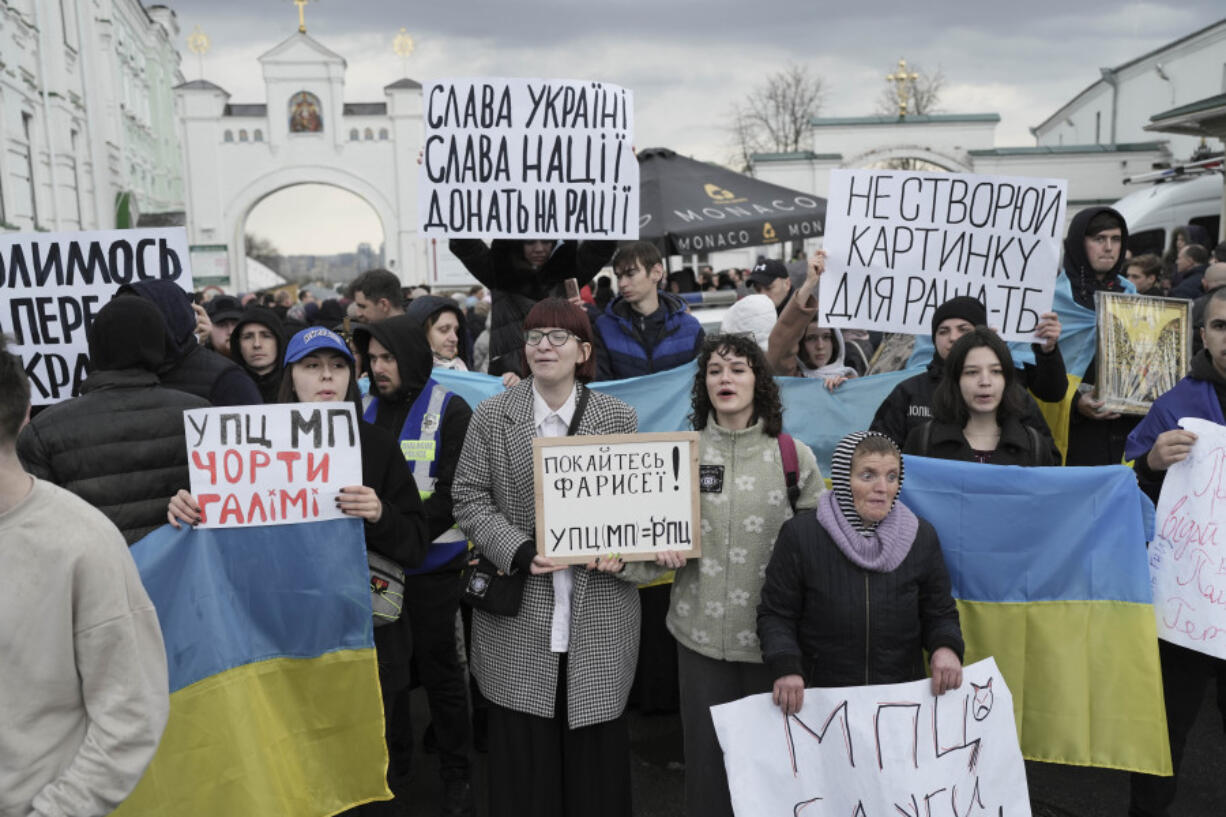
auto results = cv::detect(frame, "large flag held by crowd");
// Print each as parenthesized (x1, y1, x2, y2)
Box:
(113, 519, 391, 815)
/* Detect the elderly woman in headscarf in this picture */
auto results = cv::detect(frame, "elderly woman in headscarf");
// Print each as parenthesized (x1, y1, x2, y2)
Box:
(757, 431, 964, 714)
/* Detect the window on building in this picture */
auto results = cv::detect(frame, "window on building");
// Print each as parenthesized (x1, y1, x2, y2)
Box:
(349, 128, 359, 141)
(1095, 112, 1101, 144)
(239, 129, 248, 142)
(22, 113, 38, 228)
(364, 128, 373, 140)
(224, 130, 233, 142)
(253, 129, 263, 142)
(378, 128, 389, 141)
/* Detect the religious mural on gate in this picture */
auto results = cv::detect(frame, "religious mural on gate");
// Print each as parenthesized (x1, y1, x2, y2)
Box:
(289, 91, 323, 133)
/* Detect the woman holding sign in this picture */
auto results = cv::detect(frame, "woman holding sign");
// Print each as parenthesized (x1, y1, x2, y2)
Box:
(655, 333, 824, 817)
(902, 327, 1059, 465)
(758, 430, 964, 713)
(452, 298, 643, 817)
(167, 327, 428, 816)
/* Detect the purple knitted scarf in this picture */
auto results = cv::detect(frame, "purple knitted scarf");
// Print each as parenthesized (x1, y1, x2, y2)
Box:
(817, 491, 918, 572)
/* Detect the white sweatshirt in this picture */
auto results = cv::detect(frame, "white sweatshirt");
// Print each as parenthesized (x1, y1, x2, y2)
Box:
(0, 479, 169, 817)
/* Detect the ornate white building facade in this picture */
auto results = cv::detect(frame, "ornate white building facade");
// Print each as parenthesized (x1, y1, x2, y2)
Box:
(0, 0, 184, 233)
(175, 31, 425, 289)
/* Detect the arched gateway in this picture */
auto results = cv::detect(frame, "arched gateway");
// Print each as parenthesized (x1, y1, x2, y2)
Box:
(175, 31, 425, 290)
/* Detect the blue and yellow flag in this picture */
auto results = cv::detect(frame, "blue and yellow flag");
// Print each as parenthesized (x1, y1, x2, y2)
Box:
(900, 456, 1171, 775)
(116, 518, 390, 816)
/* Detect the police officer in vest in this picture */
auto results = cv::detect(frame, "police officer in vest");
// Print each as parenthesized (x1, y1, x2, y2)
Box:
(355, 316, 475, 817)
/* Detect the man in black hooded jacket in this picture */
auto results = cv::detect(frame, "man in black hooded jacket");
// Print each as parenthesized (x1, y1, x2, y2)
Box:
(354, 315, 475, 816)
(16, 297, 210, 544)
(1061, 206, 1140, 466)
(117, 280, 261, 406)
(229, 306, 286, 403)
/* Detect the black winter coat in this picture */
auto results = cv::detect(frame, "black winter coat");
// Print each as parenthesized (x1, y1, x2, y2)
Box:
(757, 511, 963, 688)
(869, 353, 1065, 449)
(16, 369, 211, 544)
(902, 415, 1059, 466)
(448, 238, 615, 375)
(359, 420, 430, 693)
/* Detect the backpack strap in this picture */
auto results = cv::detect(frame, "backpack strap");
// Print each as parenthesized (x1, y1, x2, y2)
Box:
(920, 420, 933, 458)
(777, 432, 800, 512)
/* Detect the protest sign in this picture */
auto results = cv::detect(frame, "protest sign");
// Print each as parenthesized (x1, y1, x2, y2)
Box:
(0, 227, 192, 404)
(1150, 417, 1226, 658)
(533, 431, 699, 565)
(819, 170, 1067, 342)
(418, 77, 638, 240)
(183, 402, 362, 529)
(712, 657, 1030, 817)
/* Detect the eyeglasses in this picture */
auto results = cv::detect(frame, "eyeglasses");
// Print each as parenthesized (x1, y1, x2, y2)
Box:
(524, 328, 576, 347)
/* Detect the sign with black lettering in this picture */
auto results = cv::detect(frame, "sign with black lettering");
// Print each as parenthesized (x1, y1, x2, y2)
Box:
(0, 227, 193, 404)
(419, 77, 639, 240)
(533, 432, 700, 565)
(182, 403, 362, 529)
(819, 170, 1067, 342)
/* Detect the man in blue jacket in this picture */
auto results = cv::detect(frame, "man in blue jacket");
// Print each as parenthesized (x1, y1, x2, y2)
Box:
(1124, 286, 1226, 817)
(593, 241, 704, 381)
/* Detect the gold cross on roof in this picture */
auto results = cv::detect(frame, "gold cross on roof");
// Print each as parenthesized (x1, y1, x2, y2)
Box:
(886, 58, 918, 117)
(292, 0, 315, 33)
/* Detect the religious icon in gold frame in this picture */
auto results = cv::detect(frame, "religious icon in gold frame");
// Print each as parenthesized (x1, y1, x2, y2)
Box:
(1094, 291, 1191, 415)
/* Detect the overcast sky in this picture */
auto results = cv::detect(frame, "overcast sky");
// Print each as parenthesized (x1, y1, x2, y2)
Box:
(161, 1, 1224, 254)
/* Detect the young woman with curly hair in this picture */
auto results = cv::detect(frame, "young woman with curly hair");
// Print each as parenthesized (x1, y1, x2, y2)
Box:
(655, 333, 825, 817)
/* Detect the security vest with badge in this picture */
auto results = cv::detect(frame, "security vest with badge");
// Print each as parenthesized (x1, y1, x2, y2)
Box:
(364, 377, 469, 575)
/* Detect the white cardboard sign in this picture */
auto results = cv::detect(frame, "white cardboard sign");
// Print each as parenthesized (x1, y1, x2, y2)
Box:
(418, 77, 639, 240)
(183, 402, 362, 529)
(819, 170, 1066, 342)
(1150, 417, 1226, 657)
(0, 227, 193, 404)
(712, 657, 1031, 817)
(532, 431, 700, 564)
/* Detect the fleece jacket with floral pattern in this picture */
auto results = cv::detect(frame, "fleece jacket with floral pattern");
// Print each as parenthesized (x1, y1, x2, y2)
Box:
(667, 418, 824, 663)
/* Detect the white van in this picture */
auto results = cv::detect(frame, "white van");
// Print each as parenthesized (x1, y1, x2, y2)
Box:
(1111, 172, 1223, 256)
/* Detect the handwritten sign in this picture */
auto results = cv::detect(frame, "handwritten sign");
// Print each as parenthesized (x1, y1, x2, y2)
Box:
(1150, 417, 1226, 657)
(711, 657, 1030, 817)
(820, 170, 1066, 342)
(532, 432, 700, 565)
(0, 227, 192, 404)
(183, 403, 362, 529)
(418, 77, 639, 240)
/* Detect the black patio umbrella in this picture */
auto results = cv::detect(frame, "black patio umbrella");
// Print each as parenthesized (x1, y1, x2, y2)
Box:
(637, 147, 826, 256)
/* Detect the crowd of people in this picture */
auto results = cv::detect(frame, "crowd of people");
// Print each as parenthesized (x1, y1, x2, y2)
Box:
(3, 208, 1225, 817)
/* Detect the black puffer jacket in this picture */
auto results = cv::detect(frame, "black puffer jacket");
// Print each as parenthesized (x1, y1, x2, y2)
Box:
(448, 238, 615, 375)
(757, 512, 963, 687)
(902, 415, 1058, 466)
(18, 370, 209, 544)
(870, 354, 1065, 448)
(118, 280, 261, 406)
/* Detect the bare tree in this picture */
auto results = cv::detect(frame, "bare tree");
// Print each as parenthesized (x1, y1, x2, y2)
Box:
(728, 64, 827, 170)
(245, 232, 282, 273)
(876, 64, 946, 117)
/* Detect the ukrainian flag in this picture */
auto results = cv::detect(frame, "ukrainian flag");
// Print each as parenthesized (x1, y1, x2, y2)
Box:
(900, 455, 1171, 775)
(114, 518, 391, 816)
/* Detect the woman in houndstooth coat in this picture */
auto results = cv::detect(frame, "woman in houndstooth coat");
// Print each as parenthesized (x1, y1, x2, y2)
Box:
(453, 298, 648, 817)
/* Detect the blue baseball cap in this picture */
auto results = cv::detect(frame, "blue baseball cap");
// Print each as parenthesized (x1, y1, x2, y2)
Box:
(283, 327, 354, 367)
